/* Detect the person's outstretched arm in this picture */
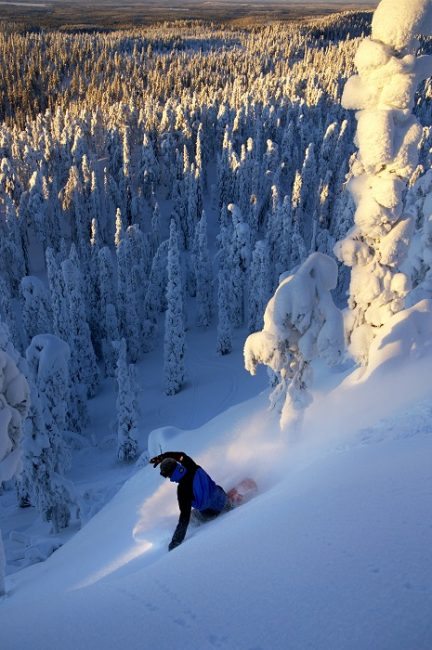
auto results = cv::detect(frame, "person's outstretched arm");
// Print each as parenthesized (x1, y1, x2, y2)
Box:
(150, 451, 184, 466)
(150, 451, 196, 471)
(169, 494, 192, 551)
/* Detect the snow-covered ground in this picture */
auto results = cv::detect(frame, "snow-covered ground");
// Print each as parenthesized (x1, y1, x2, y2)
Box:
(2, 1, 432, 646)
(1, 317, 431, 650)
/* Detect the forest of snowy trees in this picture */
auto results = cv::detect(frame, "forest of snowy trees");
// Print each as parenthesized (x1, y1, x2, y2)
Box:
(1, 7, 432, 539)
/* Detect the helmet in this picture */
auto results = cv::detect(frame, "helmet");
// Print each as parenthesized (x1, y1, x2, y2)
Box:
(160, 458, 177, 478)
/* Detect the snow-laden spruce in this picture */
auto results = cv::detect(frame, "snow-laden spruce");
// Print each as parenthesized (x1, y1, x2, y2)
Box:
(20, 276, 53, 347)
(144, 239, 169, 320)
(164, 220, 186, 396)
(115, 338, 138, 462)
(116, 235, 136, 360)
(0, 351, 30, 483)
(216, 267, 232, 356)
(46, 247, 88, 431)
(46, 248, 70, 345)
(244, 253, 344, 430)
(0, 347, 29, 596)
(402, 170, 432, 304)
(25, 334, 79, 532)
(228, 204, 250, 328)
(0, 194, 26, 296)
(335, 0, 432, 365)
(248, 240, 271, 333)
(26, 335, 72, 476)
(62, 251, 99, 397)
(194, 211, 213, 328)
(97, 246, 118, 376)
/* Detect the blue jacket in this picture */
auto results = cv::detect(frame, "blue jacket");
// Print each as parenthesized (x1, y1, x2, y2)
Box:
(170, 464, 226, 512)
(156, 451, 227, 548)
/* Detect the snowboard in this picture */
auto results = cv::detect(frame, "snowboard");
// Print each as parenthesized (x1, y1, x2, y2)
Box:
(227, 478, 258, 507)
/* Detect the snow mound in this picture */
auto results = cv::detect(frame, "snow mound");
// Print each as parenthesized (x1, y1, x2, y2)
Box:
(1, 302, 432, 649)
(361, 298, 432, 380)
(372, 0, 432, 52)
(1, 387, 431, 650)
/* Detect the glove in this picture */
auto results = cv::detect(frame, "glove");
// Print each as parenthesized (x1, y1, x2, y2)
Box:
(150, 455, 162, 468)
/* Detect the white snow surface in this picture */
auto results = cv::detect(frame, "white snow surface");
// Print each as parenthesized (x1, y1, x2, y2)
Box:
(1, 312, 432, 649)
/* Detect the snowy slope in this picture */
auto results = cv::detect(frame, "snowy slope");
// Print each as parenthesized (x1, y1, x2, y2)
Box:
(1, 338, 432, 650)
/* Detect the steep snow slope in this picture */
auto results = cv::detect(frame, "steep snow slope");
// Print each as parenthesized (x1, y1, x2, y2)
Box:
(1, 340, 432, 650)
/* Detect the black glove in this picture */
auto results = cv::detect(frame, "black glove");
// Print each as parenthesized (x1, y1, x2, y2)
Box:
(150, 455, 162, 467)
(168, 540, 180, 552)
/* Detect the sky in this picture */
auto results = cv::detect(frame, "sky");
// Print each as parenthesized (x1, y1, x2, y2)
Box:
(27, 0, 377, 4)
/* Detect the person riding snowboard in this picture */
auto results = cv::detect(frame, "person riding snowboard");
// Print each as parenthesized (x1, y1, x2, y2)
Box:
(150, 451, 229, 551)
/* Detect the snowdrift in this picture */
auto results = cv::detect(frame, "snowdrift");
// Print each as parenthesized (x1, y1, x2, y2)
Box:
(1, 309, 432, 649)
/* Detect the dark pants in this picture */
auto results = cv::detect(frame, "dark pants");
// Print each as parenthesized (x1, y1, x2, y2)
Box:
(191, 492, 232, 524)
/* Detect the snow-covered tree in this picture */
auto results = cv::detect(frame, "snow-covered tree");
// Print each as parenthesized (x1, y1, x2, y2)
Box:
(228, 204, 251, 327)
(97, 247, 118, 374)
(248, 240, 272, 333)
(216, 268, 232, 356)
(0, 349, 30, 595)
(0, 157, 22, 204)
(46, 248, 89, 431)
(150, 201, 161, 255)
(115, 338, 138, 462)
(144, 239, 169, 321)
(15, 367, 45, 509)
(139, 133, 160, 198)
(299, 143, 318, 246)
(116, 227, 152, 361)
(125, 225, 151, 313)
(0, 276, 21, 351)
(26, 335, 71, 474)
(335, 0, 432, 365)
(291, 216, 308, 271)
(62, 256, 99, 398)
(25, 170, 47, 249)
(114, 207, 125, 248)
(20, 276, 53, 346)
(0, 196, 27, 293)
(46, 247, 70, 344)
(244, 253, 344, 430)
(402, 171, 432, 305)
(217, 132, 234, 211)
(89, 170, 105, 245)
(164, 220, 186, 395)
(194, 211, 213, 327)
(98, 247, 117, 326)
(102, 304, 120, 378)
(25, 334, 78, 532)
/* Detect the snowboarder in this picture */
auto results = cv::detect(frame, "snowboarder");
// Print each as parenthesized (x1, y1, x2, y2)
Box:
(150, 451, 228, 551)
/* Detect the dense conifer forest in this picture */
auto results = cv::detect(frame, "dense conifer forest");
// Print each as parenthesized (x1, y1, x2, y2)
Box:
(2, 7, 432, 531)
